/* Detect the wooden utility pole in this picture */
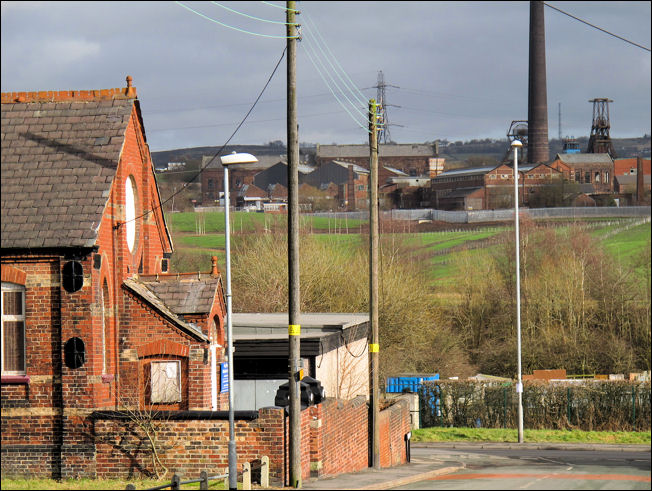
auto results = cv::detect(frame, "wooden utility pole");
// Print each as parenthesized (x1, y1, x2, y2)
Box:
(368, 99, 380, 469)
(287, 1, 301, 488)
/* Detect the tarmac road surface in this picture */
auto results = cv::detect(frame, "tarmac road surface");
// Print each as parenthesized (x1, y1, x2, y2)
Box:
(299, 442, 650, 490)
(391, 443, 651, 490)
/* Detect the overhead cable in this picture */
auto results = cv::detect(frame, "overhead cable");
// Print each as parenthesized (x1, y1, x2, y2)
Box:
(148, 110, 350, 133)
(146, 92, 334, 115)
(210, 1, 299, 25)
(261, 1, 299, 12)
(123, 47, 287, 228)
(302, 34, 368, 122)
(302, 12, 367, 107)
(302, 37, 371, 133)
(175, 1, 299, 39)
(544, 2, 650, 52)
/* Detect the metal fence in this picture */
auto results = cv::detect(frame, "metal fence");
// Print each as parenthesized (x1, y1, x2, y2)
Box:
(309, 206, 651, 224)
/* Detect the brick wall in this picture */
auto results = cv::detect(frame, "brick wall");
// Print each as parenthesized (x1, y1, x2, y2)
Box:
(309, 397, 369, 477)
(93, 409, 285, 481)
(88, 397, 410, 485)
(379, 398, 410, 468)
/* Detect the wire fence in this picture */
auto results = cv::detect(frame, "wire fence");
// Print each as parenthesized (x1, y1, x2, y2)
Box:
(418, 380, 651, 432)
(309, 206, 651, 223)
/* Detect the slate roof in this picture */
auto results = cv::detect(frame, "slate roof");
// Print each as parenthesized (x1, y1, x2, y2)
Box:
(317, 143, 437, 158)
(1, 96, 136, 249)
(137, 275, 221, 315)
(554, 153, 613, 166)
(122, 278, 209, 342)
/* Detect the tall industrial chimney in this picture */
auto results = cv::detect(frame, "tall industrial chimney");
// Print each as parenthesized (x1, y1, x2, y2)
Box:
(527, 1, 549, 163)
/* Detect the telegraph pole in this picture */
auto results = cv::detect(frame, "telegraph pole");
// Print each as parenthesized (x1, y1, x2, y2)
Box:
(287, 1, 301, 488)
(368, 99, 380, 469)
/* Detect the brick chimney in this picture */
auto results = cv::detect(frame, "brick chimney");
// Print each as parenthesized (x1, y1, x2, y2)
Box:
(527, 1, 550, 164)
(211, 256, 220, 276)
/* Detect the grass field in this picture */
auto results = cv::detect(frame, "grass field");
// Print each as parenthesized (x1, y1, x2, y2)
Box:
(412, 427, 651, 444)
(601, 221, 651, 268)
(166, 211, 367, 234)
(168, 215, 650, 290)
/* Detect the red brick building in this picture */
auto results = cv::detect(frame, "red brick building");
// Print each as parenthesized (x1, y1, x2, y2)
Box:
(315, 143, 442, 177)
(1, 79, 226, 478)
(1, 79, 411, 484)
(549, 153, 614, 193)
(431, 163, 564, 210)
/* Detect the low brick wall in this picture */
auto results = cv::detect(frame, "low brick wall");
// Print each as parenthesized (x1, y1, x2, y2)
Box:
(2, 397, 410, 484)
(92, 409, 285, 482)
(379, 397, 411, 467)
(308, 397, 369, 477)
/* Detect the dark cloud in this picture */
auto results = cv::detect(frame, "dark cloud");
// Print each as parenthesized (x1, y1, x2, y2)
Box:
(2, 1, 649, 151)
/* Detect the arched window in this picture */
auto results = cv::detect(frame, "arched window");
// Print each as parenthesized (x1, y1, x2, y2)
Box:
(101, 280, 110, 374)
(125, 176, 138, 253)
(212, 315, 224, 346)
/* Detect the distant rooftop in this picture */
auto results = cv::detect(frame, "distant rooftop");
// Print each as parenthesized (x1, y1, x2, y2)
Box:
(434, 165, 498, 178)
(317, 143, 438, 158)
(555, 153, 613, 165)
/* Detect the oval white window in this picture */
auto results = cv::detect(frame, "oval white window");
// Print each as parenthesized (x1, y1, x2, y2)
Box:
(125, 176, 137, 252)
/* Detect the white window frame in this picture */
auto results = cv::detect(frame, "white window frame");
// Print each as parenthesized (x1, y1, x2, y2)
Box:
(2, 282, 26, 375)
(150, 360, 182, 404)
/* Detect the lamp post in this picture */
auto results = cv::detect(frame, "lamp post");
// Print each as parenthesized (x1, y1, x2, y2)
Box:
(511, 140, 524, 444)
(221, 151, 258, 490)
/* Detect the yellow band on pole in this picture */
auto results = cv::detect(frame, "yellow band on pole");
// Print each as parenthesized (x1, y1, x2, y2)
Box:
(369, 343, 379, 353)
(288, 324, 301, 336)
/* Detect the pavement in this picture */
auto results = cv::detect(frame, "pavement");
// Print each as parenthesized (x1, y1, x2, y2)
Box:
(294, 442, 651, 490)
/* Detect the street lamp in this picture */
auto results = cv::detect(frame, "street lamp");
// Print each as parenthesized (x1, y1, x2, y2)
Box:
(511, 140, 524, 444)
(221, 151, 258, 490)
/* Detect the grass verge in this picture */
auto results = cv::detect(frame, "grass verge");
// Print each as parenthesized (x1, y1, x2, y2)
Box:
(412, 426, 651, 444)
(0, 477, 228, 490)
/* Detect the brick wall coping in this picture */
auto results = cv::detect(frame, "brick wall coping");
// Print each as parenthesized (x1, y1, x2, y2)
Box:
(89, 409, 261, 421)
(1, 86, 136, 104)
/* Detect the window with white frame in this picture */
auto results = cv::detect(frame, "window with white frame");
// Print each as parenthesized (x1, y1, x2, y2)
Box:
(2, 282, 26, 375)
(125, 176, 138, 253)
(150, 360, 182, 403)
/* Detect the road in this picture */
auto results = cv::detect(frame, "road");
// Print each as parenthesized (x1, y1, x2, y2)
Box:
(393, 444, 651, 490)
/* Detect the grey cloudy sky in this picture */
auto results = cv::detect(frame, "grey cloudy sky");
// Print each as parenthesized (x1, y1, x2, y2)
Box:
(2, 1, 650, 152)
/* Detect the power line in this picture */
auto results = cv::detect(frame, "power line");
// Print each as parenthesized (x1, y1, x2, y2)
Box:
(301, 36, 370, 133)
(302, 12, 367, 108)
(147, 109, 349, 133)
(175, 1, 299, 39)
(261, 1, 299, 12)
(301, 33, 368, 122)
(210, 1, 298, 25)
(123, 47, 287, 228)
(544, 2, 650, 52)
(145, 92, 333, 115)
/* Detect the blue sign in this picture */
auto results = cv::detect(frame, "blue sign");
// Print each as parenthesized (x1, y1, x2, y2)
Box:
(220, 362, 229, 393)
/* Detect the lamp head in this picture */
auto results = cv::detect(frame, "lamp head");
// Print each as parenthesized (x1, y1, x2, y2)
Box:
(511, 140, 523, 148)
(220, 152, 258, 166)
